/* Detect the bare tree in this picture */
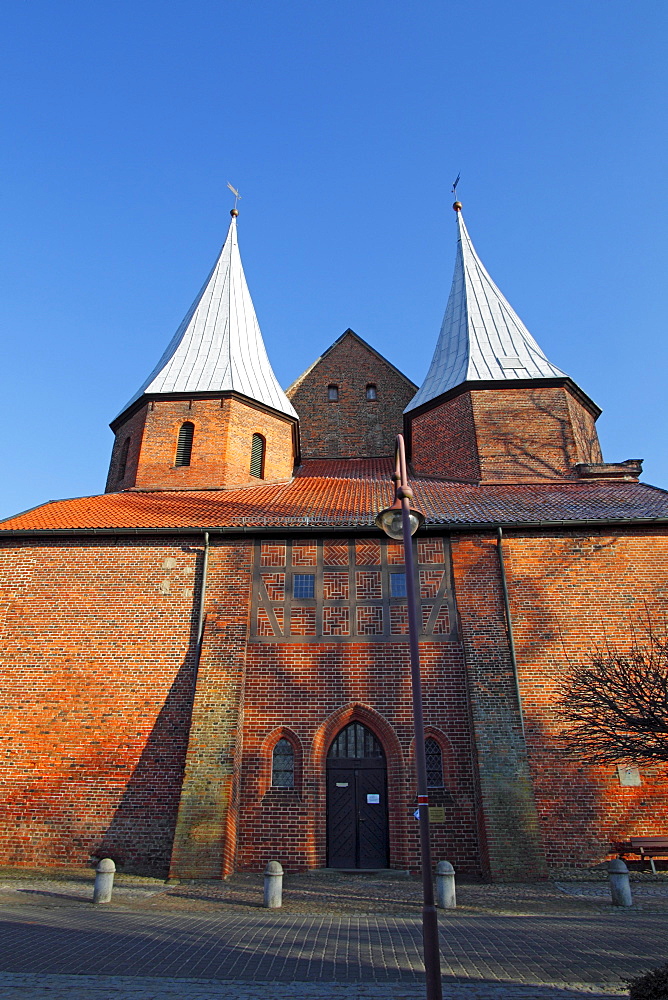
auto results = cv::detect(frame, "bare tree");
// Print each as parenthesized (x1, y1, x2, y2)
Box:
(554, 630, 668, 765)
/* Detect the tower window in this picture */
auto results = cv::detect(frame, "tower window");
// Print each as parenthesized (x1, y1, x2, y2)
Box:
(328, 384, 339, 401)
(366, 384, 377, 400)
(250, 434, 265, 478)
(272, 738, 294, 788)
(425, 737, 444, 788)
(175, 422, 194, 467)
(117, 437, 130, 481)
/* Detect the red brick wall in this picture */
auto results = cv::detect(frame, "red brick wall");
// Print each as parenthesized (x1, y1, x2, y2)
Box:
(567, 393, 603, 465)
(4, 525, 666, 879)
(170, 539, 254, 878)
(450, 533, 548, 880)
(288, 333, 417, 459)
(105, 406, 147, 492)
(410, 393, 480, 481)
(408, 385, 603, 482)
(236, 637, 480, 874)
(502, 527, 668, 869)
(106, 397, 295, 492)
(0, 536, 201, 875)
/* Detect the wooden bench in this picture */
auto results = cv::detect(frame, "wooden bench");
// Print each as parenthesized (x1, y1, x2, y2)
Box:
(616, 837, 668, 875)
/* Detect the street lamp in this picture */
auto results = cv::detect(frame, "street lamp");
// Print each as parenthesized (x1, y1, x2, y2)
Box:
(375, 433, 442, 1000)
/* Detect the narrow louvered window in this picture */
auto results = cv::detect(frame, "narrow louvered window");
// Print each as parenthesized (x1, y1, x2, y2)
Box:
(425, 737, 444, 788)
(250, 434, 265, 478)
(117, 437, 130, 481)
(366, 384, 377, 400)
(328, 384, 339, 401)
(175, 422, 194, 467)
(272, 738, 294, 788)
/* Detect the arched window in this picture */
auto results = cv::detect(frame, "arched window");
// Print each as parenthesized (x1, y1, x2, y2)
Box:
(366, 384, 377, 400)
(328, 384, 339, 401)
(117, 437, 130, 481)
(272, 738, 294, 787)
(250, 433, 265, 478)
(425, 737, 444, 788)
(328, 722, 384, 759)
(175, 422, 194, 467)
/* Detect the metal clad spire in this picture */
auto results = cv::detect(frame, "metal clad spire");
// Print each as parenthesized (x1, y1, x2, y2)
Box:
(405, 205, 566, 413)
(117, 214, 297, 420)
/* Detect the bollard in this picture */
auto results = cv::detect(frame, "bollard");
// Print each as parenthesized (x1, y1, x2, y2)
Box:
(436, 860, 456, 909)
(608, 858, 632, 907)
(93, 858, 116, 904)
(263, 860, 284, 908)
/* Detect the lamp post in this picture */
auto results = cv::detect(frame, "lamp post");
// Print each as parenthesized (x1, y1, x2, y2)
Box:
(375, 433, 442, 1000)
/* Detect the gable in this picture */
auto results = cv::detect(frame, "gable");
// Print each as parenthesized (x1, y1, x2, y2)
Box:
(287, 330, 417, 460)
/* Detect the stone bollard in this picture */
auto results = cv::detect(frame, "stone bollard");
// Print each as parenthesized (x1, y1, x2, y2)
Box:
(263, 860, 284, 908)
(436, 860, 456, 909)
(93, 858, 116, 904)
(608, 858, 632, 907)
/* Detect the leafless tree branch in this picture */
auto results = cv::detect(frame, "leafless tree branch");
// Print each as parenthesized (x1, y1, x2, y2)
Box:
(554, 628, 668, 765)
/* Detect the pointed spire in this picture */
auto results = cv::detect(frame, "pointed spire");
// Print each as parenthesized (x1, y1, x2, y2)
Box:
(405, 204, 566, 413)
(117, 212, 297, 420)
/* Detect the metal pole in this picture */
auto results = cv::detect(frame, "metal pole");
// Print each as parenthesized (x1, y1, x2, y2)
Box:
(396, 435, 443, 1000)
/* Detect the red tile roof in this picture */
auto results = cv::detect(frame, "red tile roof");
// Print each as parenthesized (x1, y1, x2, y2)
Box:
(2, 459, 668, 533)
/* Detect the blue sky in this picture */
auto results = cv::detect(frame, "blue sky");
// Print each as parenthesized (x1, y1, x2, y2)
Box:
(1, 0, 666, 518)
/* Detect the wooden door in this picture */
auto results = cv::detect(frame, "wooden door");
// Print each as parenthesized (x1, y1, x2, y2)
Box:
(326, 723, 389, 869)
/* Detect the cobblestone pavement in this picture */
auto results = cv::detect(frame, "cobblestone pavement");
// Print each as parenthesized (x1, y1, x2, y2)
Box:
(0, 868, 666, 998)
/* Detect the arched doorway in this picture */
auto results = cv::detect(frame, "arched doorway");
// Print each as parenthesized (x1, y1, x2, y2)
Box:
(326, 722, 389, 869)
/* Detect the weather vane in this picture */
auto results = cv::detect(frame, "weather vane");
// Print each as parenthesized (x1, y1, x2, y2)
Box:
(451, 173, 462, 211)
(227, 182, 242, 213)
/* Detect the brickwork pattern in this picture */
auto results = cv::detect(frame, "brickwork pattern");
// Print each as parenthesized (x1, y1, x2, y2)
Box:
(471, 387, 600, 481)
(288, 333, 417, 459)
(170, 539, 254, 878)
(410, 392, 480, 481)
(0, 537, 200, 874)
(237, 625, 480, 874)
(105, 406, 147, 492)
(449, 533, 548, 881)
(409, 386, 603, 483)
(107, 397, 295, 492)
(501, 527, 668, 869)
(4, 527, 668, 882)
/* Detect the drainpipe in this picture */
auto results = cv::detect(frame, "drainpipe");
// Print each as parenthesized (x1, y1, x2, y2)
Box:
(496, 526, 525, 740)
(193, 531, 210, 687)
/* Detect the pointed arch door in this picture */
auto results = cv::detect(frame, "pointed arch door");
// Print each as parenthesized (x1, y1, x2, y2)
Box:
(326, 722, 389, 869)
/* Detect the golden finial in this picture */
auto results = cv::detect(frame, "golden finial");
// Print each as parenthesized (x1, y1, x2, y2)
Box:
(453, 201, 462, 212)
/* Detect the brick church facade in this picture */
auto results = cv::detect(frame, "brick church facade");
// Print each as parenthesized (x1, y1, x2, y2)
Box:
(1, 204, 667, 881)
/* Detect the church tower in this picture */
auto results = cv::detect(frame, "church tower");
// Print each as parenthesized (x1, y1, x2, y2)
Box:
(105, 211, 298, 492)
(404, 203, 635, 484)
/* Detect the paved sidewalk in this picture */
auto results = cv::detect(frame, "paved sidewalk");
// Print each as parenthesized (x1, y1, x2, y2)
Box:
(0, 972, 628, 998)
(1, 869, 666, 998)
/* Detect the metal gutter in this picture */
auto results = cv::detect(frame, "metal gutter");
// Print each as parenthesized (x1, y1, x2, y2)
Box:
(2, 516, 668, 539)
(496, 526, 525, 740)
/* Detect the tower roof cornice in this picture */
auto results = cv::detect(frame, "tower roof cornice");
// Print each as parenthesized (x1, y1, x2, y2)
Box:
(405, 206, 567, 414)
(114, 214, 297, 424)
